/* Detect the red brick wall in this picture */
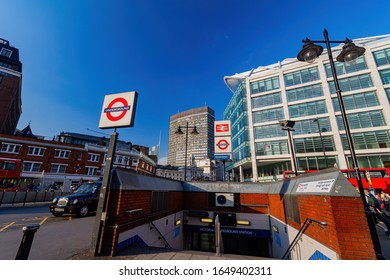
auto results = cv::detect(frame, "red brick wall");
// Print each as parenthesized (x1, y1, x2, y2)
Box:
(239, 193, 269, 214)
(183, 192, 210, 209)
(268, 194, 285, 221)
(104, 186, 377, 259)
(330, 196, 376, 259)
(294, 195, 376, 260)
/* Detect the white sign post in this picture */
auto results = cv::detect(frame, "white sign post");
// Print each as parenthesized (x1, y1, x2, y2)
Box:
(93, 90, 138, 256)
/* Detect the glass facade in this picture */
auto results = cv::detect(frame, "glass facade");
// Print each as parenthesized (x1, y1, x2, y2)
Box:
(223, 35, 390, 182)
(224, 81, 251, 178)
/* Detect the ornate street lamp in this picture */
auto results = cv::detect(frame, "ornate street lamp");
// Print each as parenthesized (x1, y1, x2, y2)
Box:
(175, 122, 199, 181)
(297, 29, 383, 259)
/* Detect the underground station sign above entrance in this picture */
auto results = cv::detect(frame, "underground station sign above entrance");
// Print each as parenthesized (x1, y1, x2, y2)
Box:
(99, 91, 138, 129)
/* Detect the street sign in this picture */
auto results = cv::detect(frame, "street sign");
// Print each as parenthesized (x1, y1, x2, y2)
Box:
(214, 154, 231, 161)
(214, 120, 231, 137)
(215, 136, 232, 153)
(99, 91, 138, 129)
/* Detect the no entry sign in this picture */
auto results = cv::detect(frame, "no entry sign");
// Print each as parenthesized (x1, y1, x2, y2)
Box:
(99, 91, 138, 129)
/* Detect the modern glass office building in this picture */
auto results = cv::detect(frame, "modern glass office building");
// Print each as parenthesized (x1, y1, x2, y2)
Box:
(168, 106, 215, 168)
(224, 34, 390, 182)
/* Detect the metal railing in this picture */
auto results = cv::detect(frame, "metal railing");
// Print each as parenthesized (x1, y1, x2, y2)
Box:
(282, 218, 327, 260)
(0, 190, 70, 206)
(125, 209, 172, 249)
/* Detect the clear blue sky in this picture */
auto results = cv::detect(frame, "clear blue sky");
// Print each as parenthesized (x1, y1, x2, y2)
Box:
(1, 0, 390, 163)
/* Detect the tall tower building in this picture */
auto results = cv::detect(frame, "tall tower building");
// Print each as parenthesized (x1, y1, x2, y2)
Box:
(168, 106, 215, 167)
(0, 38, 22, 135)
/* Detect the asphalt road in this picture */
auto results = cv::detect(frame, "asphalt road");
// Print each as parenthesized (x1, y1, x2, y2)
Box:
(0, 206, 95, 260)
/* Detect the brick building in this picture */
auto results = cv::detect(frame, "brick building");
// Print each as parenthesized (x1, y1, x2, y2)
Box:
(0, 130, 156, 190)
(0, 38, 22, 135)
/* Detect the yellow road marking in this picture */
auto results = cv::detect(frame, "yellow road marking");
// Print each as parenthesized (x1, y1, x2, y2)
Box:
(39, 216, 49, 225)
(0, 222, 15, 232)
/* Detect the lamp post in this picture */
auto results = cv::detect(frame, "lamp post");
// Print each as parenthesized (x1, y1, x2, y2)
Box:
(175, 122, 199, 181)
(297, 28, 383, 259)
(279, 120, 298, 176)
(313, 117, 329, 168)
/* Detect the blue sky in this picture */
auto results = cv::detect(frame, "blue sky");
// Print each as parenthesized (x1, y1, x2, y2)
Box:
(1, 0, 390, 163)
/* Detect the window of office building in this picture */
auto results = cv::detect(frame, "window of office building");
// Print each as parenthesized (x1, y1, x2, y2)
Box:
(251, 92, 282, 108)
(22, 162, 41, 172)
(55, 149, 70, 159)
(297, 156, 337, 171)
(294, 136, 335, 153)
(324, 56, 367, 77)
(232, 133, 249, 149)
(293, 117, 331, 135)
(254, 124, 286, 139)
(86, 166, 98, 176)
(27, 146, 45, 156)
(88, 153, 100, 162)
(250, 76, 280, 94)
(289, 100, 327, 118)
(332, 91, 379, 111)
(257, 162, 292, 177)
(348, 155, 390, 168)
(286, 84, 323, 102)
(328, 73, 372, 93)
(50, 164, 67, 174)
(255, 140, 289, 156)
(233, 144, 251, 161)
(232, 117, 248, 135)
(373, 48, 390, 66)
(336, 111, 386, 130)
(1, 143, 21, 154)
(341, 130, 390, 150)
(284, 67, 319, 87)
(386, 88, 390, 103)
(379, 69, 390, 85)
(0, 48, 12, 58)
(252, 107, 284, 123)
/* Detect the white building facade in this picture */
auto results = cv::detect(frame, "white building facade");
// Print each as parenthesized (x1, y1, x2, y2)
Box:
(224, 34, 390, 182)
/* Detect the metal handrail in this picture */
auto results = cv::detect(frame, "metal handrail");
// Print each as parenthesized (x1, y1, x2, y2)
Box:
(125, 209, 172, 249)
(282, 218, 327, 260)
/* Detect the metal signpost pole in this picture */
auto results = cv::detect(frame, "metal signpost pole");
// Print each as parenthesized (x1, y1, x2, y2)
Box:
(91, 130, 118, 256)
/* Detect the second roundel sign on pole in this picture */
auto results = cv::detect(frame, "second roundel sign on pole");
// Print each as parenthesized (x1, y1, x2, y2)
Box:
(215, 136, 232, 153)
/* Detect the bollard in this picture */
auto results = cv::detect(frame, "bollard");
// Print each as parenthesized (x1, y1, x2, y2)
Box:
(15, 224, 40, 260)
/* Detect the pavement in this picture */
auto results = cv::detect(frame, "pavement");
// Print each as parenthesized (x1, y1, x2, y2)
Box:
(70, 246, 271, 260)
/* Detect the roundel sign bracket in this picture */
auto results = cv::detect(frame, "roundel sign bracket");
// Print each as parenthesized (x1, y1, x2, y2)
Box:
(99, 91, 138, 129)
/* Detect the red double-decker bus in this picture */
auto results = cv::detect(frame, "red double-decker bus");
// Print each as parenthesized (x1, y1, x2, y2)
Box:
(340, 167, 390, 192)
(283, 168, 390, 193)
(0, 157, 21, 191)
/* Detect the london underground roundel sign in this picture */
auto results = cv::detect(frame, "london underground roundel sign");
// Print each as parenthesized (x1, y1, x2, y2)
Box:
(99, 91, 138, 129)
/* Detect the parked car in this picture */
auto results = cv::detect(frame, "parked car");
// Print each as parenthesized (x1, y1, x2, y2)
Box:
(49, 181, 101, 217)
